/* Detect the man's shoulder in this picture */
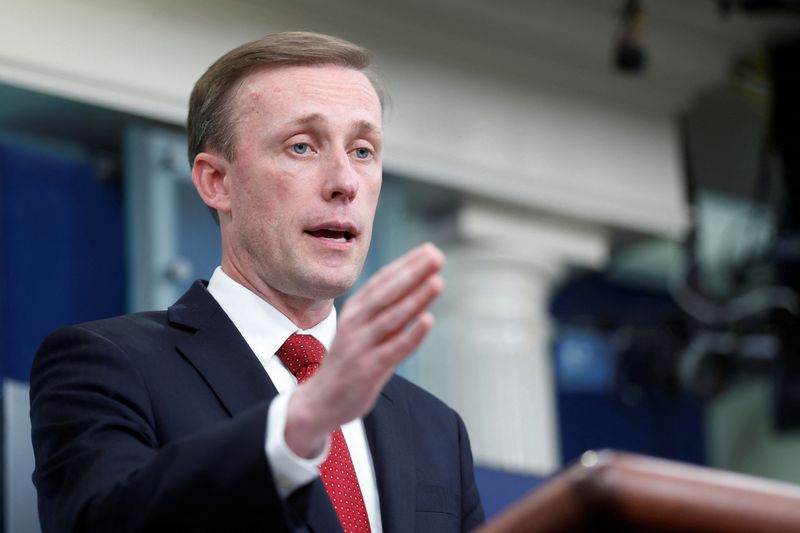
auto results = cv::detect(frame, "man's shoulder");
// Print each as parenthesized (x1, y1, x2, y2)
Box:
(45, 280, 218, 346)
(383, 374, 472, 454)
(40, 310, 174, 354)
(72, 310, 170, 335)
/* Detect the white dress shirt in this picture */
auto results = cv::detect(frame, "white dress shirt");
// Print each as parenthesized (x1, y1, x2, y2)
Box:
(207, 267, 383, 532)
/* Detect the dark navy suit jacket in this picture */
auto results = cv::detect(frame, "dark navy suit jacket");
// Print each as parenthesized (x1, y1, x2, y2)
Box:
(30, 281, 485, 533)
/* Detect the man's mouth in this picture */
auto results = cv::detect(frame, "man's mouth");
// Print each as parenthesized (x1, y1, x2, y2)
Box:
(304, 224, 357, 243)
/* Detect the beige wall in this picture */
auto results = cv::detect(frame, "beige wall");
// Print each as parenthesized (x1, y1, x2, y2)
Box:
(0, 0, 689, 239)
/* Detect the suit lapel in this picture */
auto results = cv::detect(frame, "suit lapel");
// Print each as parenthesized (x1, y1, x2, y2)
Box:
(364, 377, 416, 533)
(168, 282, 340, 531)
(169, 281, 278, 416)
(168, 283, 413, 532)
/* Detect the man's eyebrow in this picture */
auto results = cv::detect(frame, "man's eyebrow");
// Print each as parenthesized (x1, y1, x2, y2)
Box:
(279, 114, 381, 137)
(354, 119, 382, 137)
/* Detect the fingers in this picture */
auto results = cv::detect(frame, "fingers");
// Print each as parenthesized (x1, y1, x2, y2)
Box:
(307, 244, 444, 432)
(363, 243, 439, 292)
(365, 273, 443, 345)
(373, 311, 435, 367)
(347, 243, 444, 324)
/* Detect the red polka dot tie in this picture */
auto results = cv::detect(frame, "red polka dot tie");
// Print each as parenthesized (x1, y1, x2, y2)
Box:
(277, 333, 372, 533)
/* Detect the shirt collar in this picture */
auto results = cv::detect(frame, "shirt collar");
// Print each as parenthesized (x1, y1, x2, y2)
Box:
(206, 267, 336, 358)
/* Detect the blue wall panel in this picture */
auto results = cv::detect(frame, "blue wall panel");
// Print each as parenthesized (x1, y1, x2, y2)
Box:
(0, 140, 126, 382)
(557, 391, 706, 466)
(474, 466, 542, 520)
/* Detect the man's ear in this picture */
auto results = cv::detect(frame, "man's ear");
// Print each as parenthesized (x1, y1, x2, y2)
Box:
(192, 152, 232, 216)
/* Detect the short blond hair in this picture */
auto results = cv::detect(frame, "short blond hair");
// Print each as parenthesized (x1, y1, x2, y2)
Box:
(187, 31, 383, 166)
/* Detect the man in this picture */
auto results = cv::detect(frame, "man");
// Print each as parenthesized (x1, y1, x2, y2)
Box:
(30, 32, 485, 532)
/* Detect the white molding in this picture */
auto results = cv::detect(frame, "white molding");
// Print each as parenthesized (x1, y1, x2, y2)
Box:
(8, 0, 778, 238)
(0, 54, 186, 124)
(459, 200, 610, 270)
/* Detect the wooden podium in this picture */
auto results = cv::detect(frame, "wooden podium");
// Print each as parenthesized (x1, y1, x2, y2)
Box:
(475, 450, 800, 533)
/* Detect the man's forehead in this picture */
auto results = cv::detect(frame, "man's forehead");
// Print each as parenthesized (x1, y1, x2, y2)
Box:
(234, 64, 382, 119)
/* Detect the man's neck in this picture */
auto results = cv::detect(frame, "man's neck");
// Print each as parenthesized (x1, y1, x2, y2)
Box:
(219, 261, 333, 330)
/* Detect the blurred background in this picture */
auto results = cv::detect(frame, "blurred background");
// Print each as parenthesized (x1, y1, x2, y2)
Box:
(1, 0, 799, 531)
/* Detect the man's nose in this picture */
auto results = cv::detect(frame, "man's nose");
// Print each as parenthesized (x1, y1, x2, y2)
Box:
(322, 150, 359, 202)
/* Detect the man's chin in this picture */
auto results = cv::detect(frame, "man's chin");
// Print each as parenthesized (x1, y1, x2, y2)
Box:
(296, 272, 360, 301)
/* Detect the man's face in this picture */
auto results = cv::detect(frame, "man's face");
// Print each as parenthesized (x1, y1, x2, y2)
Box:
(221, 65, 383, 303)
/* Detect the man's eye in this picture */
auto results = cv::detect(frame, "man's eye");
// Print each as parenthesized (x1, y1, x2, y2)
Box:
(354, 148, 371, 160)
(292, 143, 309, 155)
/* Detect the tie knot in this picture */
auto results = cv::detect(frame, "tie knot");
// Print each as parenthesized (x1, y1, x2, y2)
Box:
(276, 333, 326, 382)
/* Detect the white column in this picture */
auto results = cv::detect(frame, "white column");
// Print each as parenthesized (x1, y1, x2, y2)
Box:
(4, 379, 40, 533)
(414, 200, 608, 474)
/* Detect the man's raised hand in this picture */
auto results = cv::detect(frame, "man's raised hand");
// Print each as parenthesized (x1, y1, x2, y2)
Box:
(284, 243, 444, 458)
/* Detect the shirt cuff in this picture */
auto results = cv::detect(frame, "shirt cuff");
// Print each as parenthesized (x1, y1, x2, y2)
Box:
(265, 391, 330, 498)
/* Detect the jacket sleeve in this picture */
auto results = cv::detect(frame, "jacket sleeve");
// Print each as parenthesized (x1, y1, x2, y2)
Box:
(30, 325, 296, 533)
(456, 413, 485, 531)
